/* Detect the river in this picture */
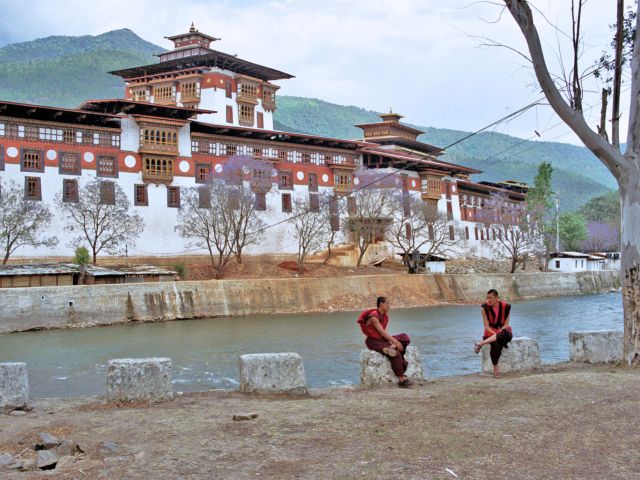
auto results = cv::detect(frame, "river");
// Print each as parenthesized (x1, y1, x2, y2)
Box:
(0, 292, 623, 398)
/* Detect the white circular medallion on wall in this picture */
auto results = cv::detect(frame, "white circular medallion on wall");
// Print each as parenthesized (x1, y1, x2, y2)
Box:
(411, 180, 416, 188)
(124, 155, 137, 168)
(451, 185, 457, 193)
(6, 147, 18, 158)
(322, 173, 329, 183)
(83, 152, 94, 163)
(179, 160, 190, 173)
(46, 150, 57, 161)
(353, 177, 360, 186)
(296, 171, 304, 181)
(215, 164, 223, 173)
(272, 168, 278, 177)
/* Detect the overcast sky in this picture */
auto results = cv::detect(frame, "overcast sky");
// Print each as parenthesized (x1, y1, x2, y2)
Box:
(0, 0, 626, 146)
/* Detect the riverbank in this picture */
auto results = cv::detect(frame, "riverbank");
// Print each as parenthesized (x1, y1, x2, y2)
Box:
(0, 271, 620, 333)
(1, 363, 637, 479)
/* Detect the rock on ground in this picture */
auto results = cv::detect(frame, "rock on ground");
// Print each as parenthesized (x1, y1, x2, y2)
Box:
(569, 330, 623, 363)
(239, 353, 308, 395)
(107, 358, 173, 403)
(0, 362, 29, 410)
(481, 337, 541, 373)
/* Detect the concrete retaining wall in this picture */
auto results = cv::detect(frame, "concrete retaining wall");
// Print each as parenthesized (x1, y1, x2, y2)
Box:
(0, 270, 620, 333)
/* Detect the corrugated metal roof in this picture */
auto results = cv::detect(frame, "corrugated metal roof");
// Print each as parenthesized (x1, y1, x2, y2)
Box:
(0, 263, 78, 276)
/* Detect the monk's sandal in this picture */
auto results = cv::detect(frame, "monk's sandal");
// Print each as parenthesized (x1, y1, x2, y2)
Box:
(398, 379, 413, 388)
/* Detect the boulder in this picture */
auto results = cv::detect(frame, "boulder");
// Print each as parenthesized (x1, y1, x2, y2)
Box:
(239, 353, 308, 395)
(481, 337, 541, 374)
(360, 346, 425, 387)
(569, 330, 623, 363)
(0, 362, 29, 410)
(37, 432, 61, 449)
(36, 450, 57, 470)
(107, 358, 173, 403)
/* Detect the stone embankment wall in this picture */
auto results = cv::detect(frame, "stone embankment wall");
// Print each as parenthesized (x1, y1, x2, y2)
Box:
(0, 271, 620, 334)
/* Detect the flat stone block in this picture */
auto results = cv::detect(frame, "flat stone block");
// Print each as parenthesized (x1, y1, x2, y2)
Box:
(107, 358, 173, 402)
(360, 346, 425, 387)
(569, 330, 623, 363)
(0, 362, 29, 410)
(481, 337, 540, 374)
(239, 353, 308, 395)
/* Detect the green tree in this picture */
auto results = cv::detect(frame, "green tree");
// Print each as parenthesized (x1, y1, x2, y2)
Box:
(579, 190, 621, 228)
(73, 246, 90, 265)
(559, 213, 588, 251)
(526, 162, 555, 267)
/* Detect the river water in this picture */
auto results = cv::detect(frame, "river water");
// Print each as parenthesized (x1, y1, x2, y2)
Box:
(0, 292, 623, 398)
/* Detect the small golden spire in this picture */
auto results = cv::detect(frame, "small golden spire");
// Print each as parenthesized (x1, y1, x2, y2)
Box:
(190, 22, 197, 33)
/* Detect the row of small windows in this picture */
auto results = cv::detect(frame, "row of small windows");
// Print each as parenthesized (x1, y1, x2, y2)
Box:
(0, 123, 120, 147)
(9, 149, 118, 177)
(140, 128, 178, 147)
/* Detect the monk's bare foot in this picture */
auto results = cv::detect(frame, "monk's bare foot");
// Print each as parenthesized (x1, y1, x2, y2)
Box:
(382, 347, 398, 358)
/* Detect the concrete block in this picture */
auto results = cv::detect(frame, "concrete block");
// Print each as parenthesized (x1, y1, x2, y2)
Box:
(569, 330, 623, 363)
(481, 337, 541, 374)
(239, 353, 308, 395)
(107, 358, 173, 402)
(360, 346, 425, 387)
(0, 362, 29, 410)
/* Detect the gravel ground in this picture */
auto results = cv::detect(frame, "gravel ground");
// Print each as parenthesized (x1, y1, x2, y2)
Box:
(1, 363, 638, 479)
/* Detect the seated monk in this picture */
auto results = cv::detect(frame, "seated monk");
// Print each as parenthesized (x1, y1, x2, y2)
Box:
(474, 288, 513, 378)
(358, 296, 413, 388)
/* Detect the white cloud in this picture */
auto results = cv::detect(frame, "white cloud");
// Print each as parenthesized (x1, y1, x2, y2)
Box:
(0, 0, 628, 145)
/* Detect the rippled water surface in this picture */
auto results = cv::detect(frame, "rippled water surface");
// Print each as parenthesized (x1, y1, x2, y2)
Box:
(0, 291, 623, 398)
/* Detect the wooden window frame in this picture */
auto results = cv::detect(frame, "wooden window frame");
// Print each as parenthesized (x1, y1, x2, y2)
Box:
(309, 194, 320, 212)
(167, 186, 181, 208)
(329, 199, 339, 231)
(62, 179, 79, 203)
(0, 145, 4, 171)
(198, 187, 211, 209)
(24, 176, 42, 201)
(449, 225, 455, 241)
(225, 80, 233, 98)
(279, 170, 293, 190)
(96, 155, 118, 178)
(99, 181, 116, 206)
(347, 196, 357, 215)
(257, 111, 264, 129)
(134, 184, 148, 206)
(20, 148, 44, 173)
(281, 192, 292, 213)
(308, 173, 318, 192)
(59, 151, 81, 175)
(195, 163, 212, 184)
(254, 191, 267, 211)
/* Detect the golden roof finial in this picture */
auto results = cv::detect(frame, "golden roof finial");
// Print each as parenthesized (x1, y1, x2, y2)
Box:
(190, 22, 197, 33)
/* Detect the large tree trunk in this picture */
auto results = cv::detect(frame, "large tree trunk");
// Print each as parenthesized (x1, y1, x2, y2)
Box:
(621, 177, 640, 365)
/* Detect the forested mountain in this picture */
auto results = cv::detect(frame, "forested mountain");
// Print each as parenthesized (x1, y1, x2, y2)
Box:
(0, 30, 617, 212)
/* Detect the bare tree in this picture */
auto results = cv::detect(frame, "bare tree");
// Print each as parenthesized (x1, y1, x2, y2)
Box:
(347, 169, 395, 267)
(501, 0, 640, 364)
(321, 194, 344, 265)
(288, 196, 329, 273)
(223, 156, 269, 264)
(386, 195, 463, 272)
(477, 192, 541, 273)
(0, 180, 58, 263)
(175, 182, 235, 279)
(58, 179, 144, 265)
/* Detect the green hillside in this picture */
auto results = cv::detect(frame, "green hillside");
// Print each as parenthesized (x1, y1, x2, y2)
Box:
(0, 30, 617, 212)
(0, 29, 162, 106)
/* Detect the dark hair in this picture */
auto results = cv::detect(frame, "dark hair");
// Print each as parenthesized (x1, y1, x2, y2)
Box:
(377, 296, 387, 308)
(487, 289, 499, 297)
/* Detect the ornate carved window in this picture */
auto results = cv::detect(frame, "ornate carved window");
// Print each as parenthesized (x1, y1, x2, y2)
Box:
(134, 184, 148, 206)
(334, 172, 352, 193)
(62, 179, 79, 203)
(195, 163, 211, 184)
(238, 104, 254, 127)
(20, 148, 44, 172)
(198, 187, 211, 208)
(38, 127, 63, 142)
(279, 170, 293, 190)
(143, 156, 173, 183)
(281, 192, 292, 213)
(24, 176, 42, 201)
(308, 173, 318, 192)
(59, 152, 81, 175)
(99, 181, 115, 205)
(167, 186, 181, 208)
(97, 155, 118, 178)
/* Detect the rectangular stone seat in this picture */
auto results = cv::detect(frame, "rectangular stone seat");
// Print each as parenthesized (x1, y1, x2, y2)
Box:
(569, 330, 623, 363)
(360, 346, 424, 387)
(239, 352, 308, 395)
(0, 362, 29, 410)
(107, 357, 173, 402)
(481, 337, 541, 374)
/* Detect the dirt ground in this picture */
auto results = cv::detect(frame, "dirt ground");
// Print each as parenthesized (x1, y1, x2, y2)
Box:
(1, 363, 638, 479)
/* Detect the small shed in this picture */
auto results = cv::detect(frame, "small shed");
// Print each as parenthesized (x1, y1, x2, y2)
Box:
(110, 265, 178, 283)
(398, 252, 447, 274)
(547, 252, 590, 272)
(586, 253, 607, 271)
(0, 263, 77, 288)
(82, 265, 126, 285)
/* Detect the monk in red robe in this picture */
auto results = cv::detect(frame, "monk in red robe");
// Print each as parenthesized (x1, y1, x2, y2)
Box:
(474, 289, 513, 378)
